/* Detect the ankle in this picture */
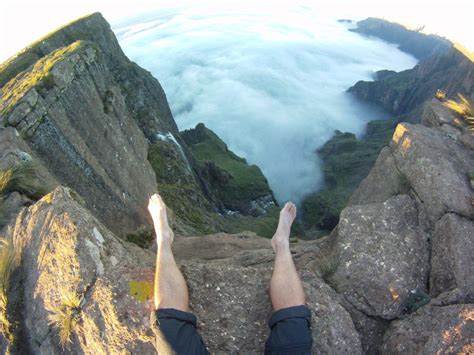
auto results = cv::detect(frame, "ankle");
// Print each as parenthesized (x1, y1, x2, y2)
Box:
(157, 239, 173, 250)
(272, 237, 290, 253)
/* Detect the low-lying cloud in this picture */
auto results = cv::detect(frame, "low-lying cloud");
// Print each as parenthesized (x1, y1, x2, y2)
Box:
(114, 5, 417, 205)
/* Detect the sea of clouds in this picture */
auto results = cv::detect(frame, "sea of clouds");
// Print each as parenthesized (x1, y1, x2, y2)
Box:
(113, 4, 418, 205)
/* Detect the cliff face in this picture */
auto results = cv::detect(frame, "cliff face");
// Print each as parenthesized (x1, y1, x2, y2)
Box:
(1, 35, 157, 237)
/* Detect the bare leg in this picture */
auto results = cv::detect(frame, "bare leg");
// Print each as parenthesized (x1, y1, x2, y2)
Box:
(270, 202, 305, 311)
(149, 194, 189, 311)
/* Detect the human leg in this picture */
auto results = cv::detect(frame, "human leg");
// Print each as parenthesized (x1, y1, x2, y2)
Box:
(148, 194, 208, 354)
(265, 202, 312, 354)
(269, 202, 305, 310)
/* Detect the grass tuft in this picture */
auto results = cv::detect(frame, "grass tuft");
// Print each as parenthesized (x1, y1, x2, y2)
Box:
(0, 162, 46, 198)
(0, 237, 19, 341)
(442, 94, 474, 133)
(48, 290, 83, 347)
(435, 89, 446, 101)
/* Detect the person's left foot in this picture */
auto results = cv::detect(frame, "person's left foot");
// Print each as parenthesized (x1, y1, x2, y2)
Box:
(148, 193, 174, 245)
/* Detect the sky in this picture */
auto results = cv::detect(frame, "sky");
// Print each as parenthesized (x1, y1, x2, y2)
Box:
(1, 0, 473, 63)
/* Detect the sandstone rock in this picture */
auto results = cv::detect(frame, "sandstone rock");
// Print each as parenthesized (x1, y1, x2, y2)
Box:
(332, 195, 429, 319)
(382, 304, 474, 354)
(422, 98, 460, 127)
(348, 146, 408, 206)
(9, 186, 156, 353)
(173, 232, 271, 261)
(430, 213, 474, 302)
(390, 123, 474, 224)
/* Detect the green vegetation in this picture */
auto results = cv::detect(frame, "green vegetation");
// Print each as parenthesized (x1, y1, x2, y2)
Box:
(0, 237, 19, 343)
(148, 138, 220, 235)
(147, 126, 283, 237)
(48, 290, 83, 347)
(401, 291, 430, 315)
(1, 40, 96, 119)
(302, 119, 396, 236)
(181, 123, 272, 211)
(0, 162, 48, 228)
(126, 228, 154, 249)
(222, 205, 280, 238)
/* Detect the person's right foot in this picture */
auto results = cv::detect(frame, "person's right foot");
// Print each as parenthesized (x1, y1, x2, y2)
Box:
(148, 193, 174, 245)
(271, 202, 297, 253)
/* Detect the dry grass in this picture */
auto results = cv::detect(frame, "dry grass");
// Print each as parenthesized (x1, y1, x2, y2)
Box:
(48, 290, 83, 347)
(0, 162, 44, 197)
(435, 89, 446, 101)
(0, 237, 19, 340)
(443, 94, 474, 133)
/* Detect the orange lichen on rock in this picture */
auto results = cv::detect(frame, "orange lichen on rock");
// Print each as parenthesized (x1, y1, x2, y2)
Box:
(389, 287, 400, 301)
(392, 124, 408, 144)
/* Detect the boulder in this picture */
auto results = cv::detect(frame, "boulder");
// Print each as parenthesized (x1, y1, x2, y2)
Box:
(348, 146, 408, 206)
(382, 304, 474, 354)
(9, 186, 156, 354)
(430, 213, 474, 302)
(390, 123, 474, 225)
(332, 195, 429, 319)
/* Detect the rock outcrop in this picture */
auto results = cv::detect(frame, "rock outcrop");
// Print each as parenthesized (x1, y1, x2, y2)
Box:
(331, 99, 474, 352)
(181, 123, 276, 216)
(332, 194, 429, 319)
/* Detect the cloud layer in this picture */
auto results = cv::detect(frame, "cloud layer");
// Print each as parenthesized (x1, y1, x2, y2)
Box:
(114, 5, 418, 205)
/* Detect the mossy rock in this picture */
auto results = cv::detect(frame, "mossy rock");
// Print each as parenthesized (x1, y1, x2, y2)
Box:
(148, 139, 220, 235)
(181, 123, 273, 213)
(302, 119, 396, 234)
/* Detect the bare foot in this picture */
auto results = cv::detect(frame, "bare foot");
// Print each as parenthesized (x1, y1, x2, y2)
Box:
(271, 202, 297, 253)
(148, 193, 174, 246)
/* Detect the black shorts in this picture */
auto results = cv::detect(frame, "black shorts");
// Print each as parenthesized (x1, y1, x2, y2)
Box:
(151, 305, 312, 354)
